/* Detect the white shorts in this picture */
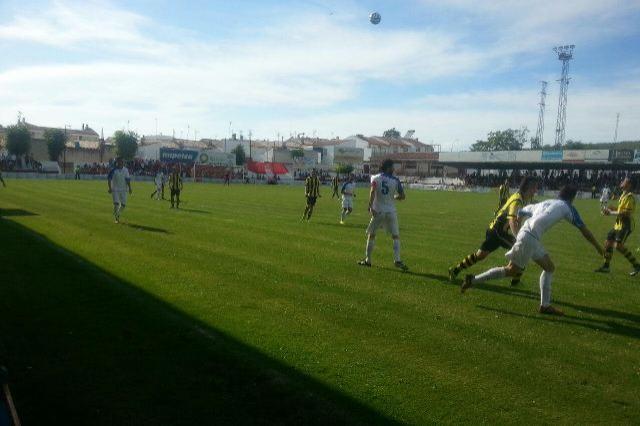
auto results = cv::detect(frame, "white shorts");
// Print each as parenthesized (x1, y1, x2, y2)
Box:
(112, 190, 128, 205)
(505, 232, 547, 269)
(366, 211, 399, 236)
(342, 197, 353, 209)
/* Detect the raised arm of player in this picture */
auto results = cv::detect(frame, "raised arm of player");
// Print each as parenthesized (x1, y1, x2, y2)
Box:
(394, 180, 406, 201)
(579, 226, 604, 256)
(368, 183, 377, 215)
(107, 168, 114, 193)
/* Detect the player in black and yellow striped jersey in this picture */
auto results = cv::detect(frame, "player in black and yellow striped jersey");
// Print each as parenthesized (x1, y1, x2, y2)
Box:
(497, 178, 510, 213)
(449, 176, 538, 286)
(302, 169, 321, 221)
(331, 175, 340, 198)
(595, 177, 640, 275)
(169, 167, 183, 209)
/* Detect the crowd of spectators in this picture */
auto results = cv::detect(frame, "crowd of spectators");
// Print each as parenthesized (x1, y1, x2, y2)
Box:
(461, 169, 638, 192)
(0, 153, 42, 172)
(293, 169, 370, 183)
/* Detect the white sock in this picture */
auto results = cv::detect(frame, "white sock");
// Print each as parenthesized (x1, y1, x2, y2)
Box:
(393, 239, 401, 262)
(365, 237, 375, 262)
(473, 267, 506, 284)
(539, 271, 553, 307)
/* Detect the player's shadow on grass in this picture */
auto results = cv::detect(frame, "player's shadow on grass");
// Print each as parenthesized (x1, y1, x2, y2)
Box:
(123, 223, 170, 234)
(0, 217, 397, 425)
(0, 209, 38, 217)
(477, 306, 640, 340)
(317, 221, 363, 230)
(176, 208, 211, 215)
(382, 267, 451, 283)
(467, 283, 640, 324)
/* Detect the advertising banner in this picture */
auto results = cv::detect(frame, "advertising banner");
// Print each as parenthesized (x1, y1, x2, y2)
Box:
(198, 150, 236, 167)
(160, 148, 199, 163)
(584, 150, 609, 162)
(632, 150, 640, 164)
(609, 149, 634, 163)
(563, 150, 586, 162)
(541, 151, 563, 161)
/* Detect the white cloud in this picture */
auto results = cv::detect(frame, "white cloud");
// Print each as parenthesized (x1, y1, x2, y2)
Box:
(0, 0, 638, 146)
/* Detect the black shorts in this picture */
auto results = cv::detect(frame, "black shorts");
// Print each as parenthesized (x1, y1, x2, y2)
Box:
(306, 196, 317, 206)
(607, 222, 632, 244)
(480, 228, 515, 252)
(171, 189, 181, 197)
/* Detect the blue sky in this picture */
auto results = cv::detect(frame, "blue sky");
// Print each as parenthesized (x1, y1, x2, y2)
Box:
(0, 0, 639, 149)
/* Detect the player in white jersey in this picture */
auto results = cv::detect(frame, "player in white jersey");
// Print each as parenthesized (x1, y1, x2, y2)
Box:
(151, 171, 164, 200)
(340, 174, 356, 224)
(107, 158, 132, 223)
(358, 159, 408, 271)
(461, 185, 603, 316)
(600, 186, 611, 210)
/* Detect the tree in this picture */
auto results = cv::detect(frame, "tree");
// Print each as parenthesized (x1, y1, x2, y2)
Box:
(470, 128, 528, 152)
(335, 164, 354, 175)
(231, 144, 246, 166)
(383, 128, 401, 138)
(290, 148, 304, 160)
(113, 130, 138, 160)
(5, 124, 31, 157)
(44, 128, 67, 161)
(564, 139, 585, 150)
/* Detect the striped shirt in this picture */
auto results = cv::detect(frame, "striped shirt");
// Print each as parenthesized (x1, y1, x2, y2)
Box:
(169, 172, 182, 190)
(305, 176, 321, 197)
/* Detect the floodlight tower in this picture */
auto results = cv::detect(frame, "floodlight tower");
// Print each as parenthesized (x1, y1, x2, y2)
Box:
(553, 44, 575, 146)
(533, 81, 548, 149)
(614, 113, 620, 143)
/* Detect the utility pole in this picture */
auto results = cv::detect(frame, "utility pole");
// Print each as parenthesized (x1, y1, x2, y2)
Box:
(533, 81, 548, 149)
(553, 44, 575, 146)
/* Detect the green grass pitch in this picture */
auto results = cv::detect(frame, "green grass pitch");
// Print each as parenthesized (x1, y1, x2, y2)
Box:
(0, 180, 639, 424)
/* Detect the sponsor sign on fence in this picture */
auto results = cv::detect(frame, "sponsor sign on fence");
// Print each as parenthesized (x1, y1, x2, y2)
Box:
(159, 148, 199, 163)
(584, 150, 609, 162)
(541, 151, 563, 161)
(198, 151, 236, 167)
(609, 149, 634, 163)
(563, 150, 586, 162)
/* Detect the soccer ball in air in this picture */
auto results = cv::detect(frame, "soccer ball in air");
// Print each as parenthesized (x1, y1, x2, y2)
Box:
(369, 12, 381, 25)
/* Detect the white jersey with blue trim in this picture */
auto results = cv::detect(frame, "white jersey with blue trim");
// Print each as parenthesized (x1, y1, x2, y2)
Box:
(341, 182, 356, 199)
(518, 199, 584, 240)
(108, 167, 130, 192)
(371, 173, 403, 213)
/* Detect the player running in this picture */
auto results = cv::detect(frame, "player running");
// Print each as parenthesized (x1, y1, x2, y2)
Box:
(599, 185, 611, 211)
(461, 185, 603, 316)
(497, 178, 509, 212)
(595, 178, 640, 275)
(358, 159, 408, 271)
(340, 174, 356, 224)
(107, 158, 132, 224)
(331, 174, 340, 198)
(302, 169, 321, 221)
(449, 176, 538, 286)
(169, 167, 183, 209)
(151, 170, 164, 200)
